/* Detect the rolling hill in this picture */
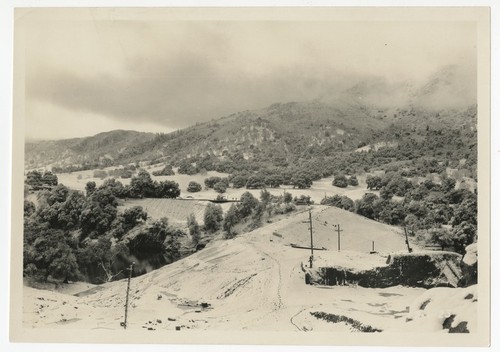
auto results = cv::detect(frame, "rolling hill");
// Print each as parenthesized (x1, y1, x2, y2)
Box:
(25, 65, 477, 172)
(25, 130, 155, 169)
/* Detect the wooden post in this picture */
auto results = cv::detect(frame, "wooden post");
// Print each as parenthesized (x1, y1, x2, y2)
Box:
(309, 208, 314, 267)
(404, 227, 413, 253)
(336, 224, 343, 251)
(123, 262, 135, 329)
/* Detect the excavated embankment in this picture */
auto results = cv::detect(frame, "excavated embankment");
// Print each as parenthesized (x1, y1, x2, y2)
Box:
(305, 251, 463, 289)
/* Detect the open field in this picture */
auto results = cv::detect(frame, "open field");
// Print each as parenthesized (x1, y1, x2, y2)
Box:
(56, 167, 376, 206)
(117, 198, 234, 227)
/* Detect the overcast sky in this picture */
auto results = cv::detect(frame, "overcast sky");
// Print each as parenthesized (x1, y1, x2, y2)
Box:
(19, 9, 477, 140)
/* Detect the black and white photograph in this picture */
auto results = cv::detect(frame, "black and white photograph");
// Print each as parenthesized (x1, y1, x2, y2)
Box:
(6, 5, 492, 348)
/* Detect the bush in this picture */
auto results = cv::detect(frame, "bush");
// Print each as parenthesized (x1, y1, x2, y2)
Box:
(273, 203, 296, 215)
(246, 175, 266, 189)
(230, 174, 247, 188)
(366, 175, 383, 190)
(204, 203, 223, 233)
(187, 181, 202, 193)
(26, 170, 58, 188)
(284, 192, 293, 204)
(154, 180, 181, 198)
(93, 170, 108, 179)
(187, 213, 201, 244)
(293, 195, 313, 205)
(204, 176, 222, 189)
(333, 174, 348, 188)
(26, 170, 43, 188)
(348, 175, 359, 186)
(108, 168, 134, 179)
(41, 171, 58, 186)
(223, 204, 239, 237)
(291, 173, 312, 189)
(321, 195, 354, 211)
(178, 160, 198, 175)
(238, 192, 259, 218)
(213, 181, 227, 194)
(152, 165, 175, 176)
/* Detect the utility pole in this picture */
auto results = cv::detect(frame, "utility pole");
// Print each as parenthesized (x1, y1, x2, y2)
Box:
(404, 227, 413, 253)
(334, 224, 343, 251)
(123, 262, 135, 329)
(308, 208, 314, 268)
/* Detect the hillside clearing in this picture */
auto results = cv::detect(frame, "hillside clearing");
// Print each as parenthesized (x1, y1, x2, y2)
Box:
(22, 205, 464, 337)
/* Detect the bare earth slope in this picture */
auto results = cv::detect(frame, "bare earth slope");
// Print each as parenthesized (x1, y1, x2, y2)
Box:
(25, 206, 477, 335)
(24, 206, 438, 334)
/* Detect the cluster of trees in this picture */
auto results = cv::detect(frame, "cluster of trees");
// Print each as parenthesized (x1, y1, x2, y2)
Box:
(293, 194, 314, 205)
(152, 165, 175, 176)
(365, 172, 414, 196)
(321, 171, 477, 253)
(157, 124, 477, 193)
(225, 168, 313, 190)
(24, 169, 185, 284)
(25, 170, 58, 189)
(321, 194, 354, 211)
(127, 170, 180, 199)
(204, 176, 229, 194)
(177, 159, 199, 175)
(51, 164, 138, 178)
(199, 190, 299, 239)
(108, 167, 135, 179)
(332, 174, 358, 188)
(24, 182, 184, 284)
(84, 170, 181, 199)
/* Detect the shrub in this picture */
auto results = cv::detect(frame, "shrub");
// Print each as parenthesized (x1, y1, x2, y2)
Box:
(152, 165, 175, 176)
(348, 175, 359, 186)
(187, 213, 201, 244)
(187, 181, 202, 193)
(204, 176, 222, 189)
(213, 181, 227, 194)
(93, 170, 108, 179)
(293, 195, 313, 205)
(204, 203, 223, 233)
(333, 174, 348, 188)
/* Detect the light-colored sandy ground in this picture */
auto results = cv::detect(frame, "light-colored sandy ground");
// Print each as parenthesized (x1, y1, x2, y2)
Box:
(23, 206, 447, 333)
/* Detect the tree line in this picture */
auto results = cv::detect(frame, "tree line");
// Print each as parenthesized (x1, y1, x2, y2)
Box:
(321, 171, 477, 253)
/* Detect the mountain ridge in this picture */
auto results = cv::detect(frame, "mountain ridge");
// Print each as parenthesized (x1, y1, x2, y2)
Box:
(25, 65, 477, 171)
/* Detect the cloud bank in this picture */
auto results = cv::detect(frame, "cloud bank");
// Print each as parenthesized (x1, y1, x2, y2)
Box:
(21, 13, 477, 139)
